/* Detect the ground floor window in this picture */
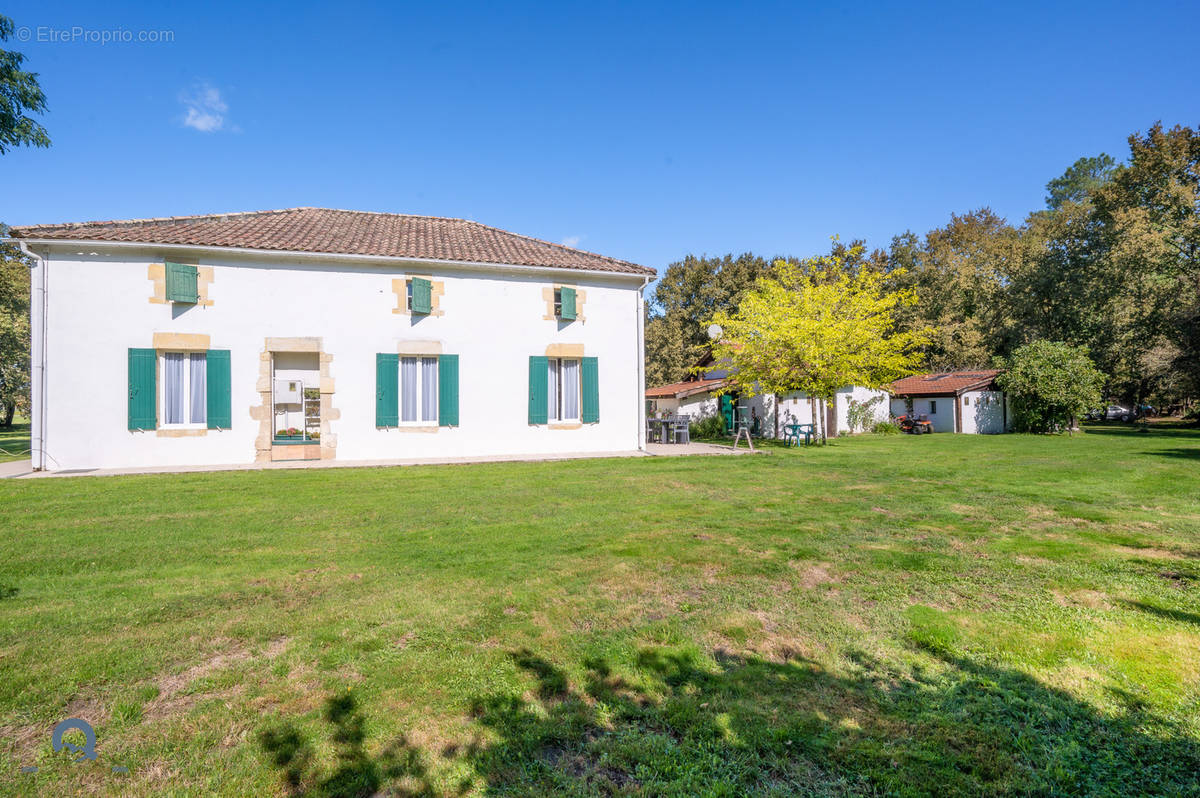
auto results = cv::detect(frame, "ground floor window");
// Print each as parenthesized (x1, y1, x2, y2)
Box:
(401, 356, 438, 423)
(548, 358, 580, 421)
(162, 352, 207, 426)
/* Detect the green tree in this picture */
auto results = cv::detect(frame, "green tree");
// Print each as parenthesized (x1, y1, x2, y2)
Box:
(708, 247, 930, 443)
(0, 233, 31, 427)
(888, 209, 1026, 371)
(1044, 154, 1116, 210)
(1017, 124, 1199, 403)
(997, 341, 1105, 433)
(0, 15, 50, 153)
(644, 252, 775, 386)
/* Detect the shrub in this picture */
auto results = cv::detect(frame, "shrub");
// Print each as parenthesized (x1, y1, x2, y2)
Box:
(846, 395, 885, 432)
(997, 341, 1105, 433)
(872, 421, 901, 435)
(689, 414, 726, 439)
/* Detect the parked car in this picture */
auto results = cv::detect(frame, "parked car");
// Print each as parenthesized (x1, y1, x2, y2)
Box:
(1104, 404, 1135, 422)
(1085, 405, 1135, 422)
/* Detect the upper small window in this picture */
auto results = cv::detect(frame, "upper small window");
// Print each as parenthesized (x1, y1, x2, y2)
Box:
(929, 400, 938, 414)
(554, 287, 577, 321)
(963, 396, 970, 406)
(165, 262, 198, 304)
(407, 278, 433, 314)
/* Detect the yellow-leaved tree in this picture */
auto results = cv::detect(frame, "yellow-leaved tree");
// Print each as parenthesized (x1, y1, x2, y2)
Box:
(707, 247, 931, 443)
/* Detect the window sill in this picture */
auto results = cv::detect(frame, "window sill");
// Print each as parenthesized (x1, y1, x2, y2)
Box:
(157, 427, 208, 438)
(379, 425, 439, 434)
(548, 422, 583, 430)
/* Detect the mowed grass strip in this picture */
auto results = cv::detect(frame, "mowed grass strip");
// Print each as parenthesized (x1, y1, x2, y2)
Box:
(1, 425, 1199, 795)
(0, 419, 29, 463)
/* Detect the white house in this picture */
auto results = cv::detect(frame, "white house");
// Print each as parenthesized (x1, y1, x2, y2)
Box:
(645, 352, 890, 437)
(12, 208, 655, 471)
(888, 370, 1011, 433)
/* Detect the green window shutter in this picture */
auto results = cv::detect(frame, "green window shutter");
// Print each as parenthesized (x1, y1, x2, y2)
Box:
(206, 350, 232, 429)
(581, 357, 599, 423)
(128, 348, 157, 430)
(165, 261, 199, 303)
(438, 354, 459, 427)
(411, 278, 433, 314)
(376, 353, 399, 426)
(528, 355, 548, 424)
(559, 286, 577, 320)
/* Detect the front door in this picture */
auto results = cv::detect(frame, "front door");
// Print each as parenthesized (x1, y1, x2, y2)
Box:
(720, 393, 735, 433)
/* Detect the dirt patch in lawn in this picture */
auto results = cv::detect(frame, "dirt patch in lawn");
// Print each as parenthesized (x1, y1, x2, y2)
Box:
(791, 562, 840, 590)
(1113, 545, 1186, 561)
(144, 637, 290, 720)
(1052, 589, 1112, 610)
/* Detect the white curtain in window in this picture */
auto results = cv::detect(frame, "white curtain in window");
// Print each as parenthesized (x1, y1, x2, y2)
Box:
(562, 359, 579, 420)
(189, 353, 207, 424)
(164, 353, 185, 424)
(547, 359, 560, 421)
(421, 357, 438, 422)
(401, 357, 418, 422)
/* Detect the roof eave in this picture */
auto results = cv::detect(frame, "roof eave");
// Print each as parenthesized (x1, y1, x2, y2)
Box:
(13, 237, 655, 279)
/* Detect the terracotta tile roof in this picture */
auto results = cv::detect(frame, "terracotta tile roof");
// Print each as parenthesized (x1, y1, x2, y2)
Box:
(645, 377, 726, 399)
(8, 207, 655, 276)
(889, 369, 1003, 397)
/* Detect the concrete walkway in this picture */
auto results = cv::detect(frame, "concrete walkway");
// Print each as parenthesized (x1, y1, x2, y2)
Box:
(0, 459, 33, 479)
(644, 442, 754, 457)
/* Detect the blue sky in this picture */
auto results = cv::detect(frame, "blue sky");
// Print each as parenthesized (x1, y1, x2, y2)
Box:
(4, 0, 1198, 276)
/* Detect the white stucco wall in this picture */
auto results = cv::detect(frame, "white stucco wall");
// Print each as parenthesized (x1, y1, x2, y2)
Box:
(743, 386, 887, 439)
(677, 392, 718, 418)
(961, 390, 1007, 434)
(890, 396, 956, 432)
(31, 246, 646, 470)
(891, 391, 1009, 433)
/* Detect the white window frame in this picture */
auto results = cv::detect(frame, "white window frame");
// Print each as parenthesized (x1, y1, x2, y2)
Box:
(399, 354, 439, 425)
(405, 279, 414, 312)
(548, 357, 581, 422)
(159, 351, 207, 429)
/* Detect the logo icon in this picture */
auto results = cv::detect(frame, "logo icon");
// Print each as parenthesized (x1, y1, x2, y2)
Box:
(51, 718, 97, 763)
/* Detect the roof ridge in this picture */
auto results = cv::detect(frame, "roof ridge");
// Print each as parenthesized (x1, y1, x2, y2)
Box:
(8, 207, 313, 232)
(7, 206, 481, 233)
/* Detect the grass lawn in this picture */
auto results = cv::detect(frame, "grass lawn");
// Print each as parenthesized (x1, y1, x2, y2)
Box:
(2, 425, 1200, 796)
(0, 418, 30, 463)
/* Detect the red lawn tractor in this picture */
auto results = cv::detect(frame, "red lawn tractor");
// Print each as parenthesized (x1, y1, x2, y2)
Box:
(895, 414, 934, 434)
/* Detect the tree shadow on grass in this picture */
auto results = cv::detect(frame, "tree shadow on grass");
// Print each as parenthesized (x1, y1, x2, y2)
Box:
(260, 647, 1200, 796)
(259, 691, 442, 798)
(1150, 448, 1200, 461)
(1121, 599, 1200, 627)
(463, 646, 1200, 796)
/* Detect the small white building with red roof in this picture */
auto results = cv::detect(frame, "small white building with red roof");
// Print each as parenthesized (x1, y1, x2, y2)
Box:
(887, 370, 1010, 434)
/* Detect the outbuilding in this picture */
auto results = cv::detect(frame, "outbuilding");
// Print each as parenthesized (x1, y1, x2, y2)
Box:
(888, 370, 1010, 434)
